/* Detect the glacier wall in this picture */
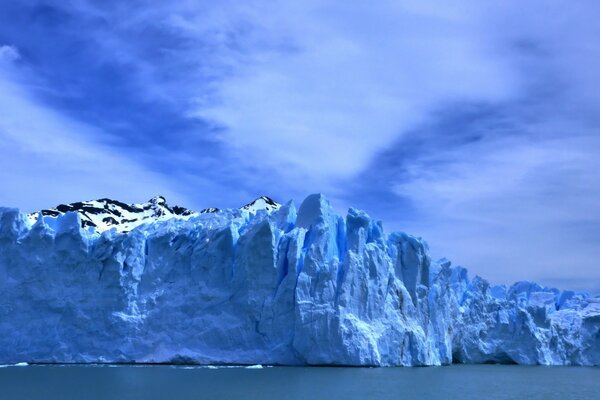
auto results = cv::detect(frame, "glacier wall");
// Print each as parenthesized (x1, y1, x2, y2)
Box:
(0, 194, 599, 366)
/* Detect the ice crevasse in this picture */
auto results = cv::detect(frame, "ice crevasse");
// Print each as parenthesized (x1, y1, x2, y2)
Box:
(0, 193, 598, 366)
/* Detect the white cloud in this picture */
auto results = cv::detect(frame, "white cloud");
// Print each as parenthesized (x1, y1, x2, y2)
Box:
(392, 130, 600, 292)
(0, 45, 20, 63)
(186, 1, 518, 185)
(373, 1, 600, 292)
(57, 0, 521, 196)
(0, 69, 193, 211)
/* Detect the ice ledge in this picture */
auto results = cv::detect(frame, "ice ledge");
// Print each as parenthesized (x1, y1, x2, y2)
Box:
(0, 194, 598, 366)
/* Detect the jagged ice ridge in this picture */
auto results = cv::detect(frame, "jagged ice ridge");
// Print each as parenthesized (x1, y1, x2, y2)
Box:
(0, 194, 599, 366)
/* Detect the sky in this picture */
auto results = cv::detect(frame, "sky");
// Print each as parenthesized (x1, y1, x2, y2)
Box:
(1, 0, 599, 293)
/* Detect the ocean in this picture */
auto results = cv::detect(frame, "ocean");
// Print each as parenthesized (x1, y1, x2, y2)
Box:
(0, 364, 598, 399)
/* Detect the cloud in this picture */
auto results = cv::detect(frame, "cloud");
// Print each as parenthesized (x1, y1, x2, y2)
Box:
(29, 1, 518, 191)
(0, 45, 20, 63)
(319, 0, 600, 293)
(392, 129, 600, 285)
(188, 1, 518, 186)
(0, 65, 194, 211)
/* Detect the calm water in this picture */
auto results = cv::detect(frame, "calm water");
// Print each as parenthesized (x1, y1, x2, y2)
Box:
(0, 364, 598, 400)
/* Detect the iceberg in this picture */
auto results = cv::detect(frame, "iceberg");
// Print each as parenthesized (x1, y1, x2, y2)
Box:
(0, 193, 598, 366)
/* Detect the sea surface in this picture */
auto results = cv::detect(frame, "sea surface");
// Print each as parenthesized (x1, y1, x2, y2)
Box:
(0, 364, 598, 400)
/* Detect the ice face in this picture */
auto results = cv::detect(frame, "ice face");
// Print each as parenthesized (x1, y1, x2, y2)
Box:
(0, 194, 598, 366)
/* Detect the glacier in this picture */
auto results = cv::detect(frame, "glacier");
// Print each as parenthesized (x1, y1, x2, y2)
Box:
(0, 193, 599, 366)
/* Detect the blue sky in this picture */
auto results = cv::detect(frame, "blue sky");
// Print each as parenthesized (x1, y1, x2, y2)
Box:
(1, 0, 599, 292)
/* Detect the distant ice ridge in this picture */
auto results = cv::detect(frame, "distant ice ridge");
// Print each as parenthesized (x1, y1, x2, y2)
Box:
(26, 195, 280, 233)
(1, 193, 599, 366)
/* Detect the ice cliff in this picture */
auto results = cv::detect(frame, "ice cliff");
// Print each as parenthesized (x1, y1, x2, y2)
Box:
(0, 194, 598, 366)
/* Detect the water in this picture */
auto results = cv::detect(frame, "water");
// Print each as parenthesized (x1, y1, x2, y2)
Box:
(0, 364, 598, 400)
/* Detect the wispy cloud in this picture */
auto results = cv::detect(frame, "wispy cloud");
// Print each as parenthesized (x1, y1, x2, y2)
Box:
(344, 0, 600, 291)
(0, 45, 19, 62)
(9, 1, 518, 193)
(189, 1, 518, 186)
(390, 127, 600, 288)
(0, 52, 192, 210)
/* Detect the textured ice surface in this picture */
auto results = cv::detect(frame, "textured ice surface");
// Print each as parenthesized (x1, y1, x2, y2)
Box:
(1, 194, 598, 366)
